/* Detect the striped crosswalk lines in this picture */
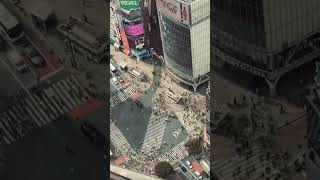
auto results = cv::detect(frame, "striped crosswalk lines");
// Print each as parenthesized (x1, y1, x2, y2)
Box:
(0, 75, 93, 145)
(157, 140, 189, 165)
(212, 146, 279, 180)
(110, 122, 137, 158)
(111, 85, 138, 108)
(141, 113, 167, 153)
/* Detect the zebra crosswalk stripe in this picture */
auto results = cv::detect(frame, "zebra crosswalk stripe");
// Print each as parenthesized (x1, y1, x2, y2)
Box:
(52, 84, 73, 109)
(70, 75, 89, 99)
(23, 99, 43, 127)
(57, 82, 76, 107)
(43, 88, 65, 114)
(0, 119, 14, 143)
(61, 79, 82, 104)
(29, 96, 50, 124)
(39, 91, 59, 117)
(2, 113, 19, 139)
(32, 95, 55, 120)
(0, 116, 16, 141)
(47, 87, 69, 112)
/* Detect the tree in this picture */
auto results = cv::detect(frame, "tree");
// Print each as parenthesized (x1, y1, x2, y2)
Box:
(154, 161, 174, 179)
(185, 138, 203, 156)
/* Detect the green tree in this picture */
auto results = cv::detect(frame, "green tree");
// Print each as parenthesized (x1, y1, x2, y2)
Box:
(154, 161, 174, 179)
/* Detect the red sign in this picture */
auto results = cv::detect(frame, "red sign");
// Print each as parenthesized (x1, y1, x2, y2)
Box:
(119, 28, 130, 55)
(181, 3, 189, 25)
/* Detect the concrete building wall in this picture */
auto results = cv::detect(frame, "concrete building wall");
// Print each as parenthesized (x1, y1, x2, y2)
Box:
(191, 17, 210, 78)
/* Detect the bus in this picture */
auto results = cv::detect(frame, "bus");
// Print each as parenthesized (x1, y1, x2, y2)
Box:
(110, 63, 117, 74)
(0, 3, 24, 42)
(128, 68, 144, 81)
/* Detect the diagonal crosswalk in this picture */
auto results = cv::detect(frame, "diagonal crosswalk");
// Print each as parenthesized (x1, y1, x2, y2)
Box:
(141, 113, 167, 154)
(157, 140, 189, 165)
(0, 75, 92, 145)
(111, 84, 137, 108)
(110, 122, 137, 158)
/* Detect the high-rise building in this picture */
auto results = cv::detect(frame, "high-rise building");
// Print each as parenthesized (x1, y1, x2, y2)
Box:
(117, 0, 151, 59)
(212, 0, 320, 96)
(110, 1, 121, 48)
(157, 0, 210, 91)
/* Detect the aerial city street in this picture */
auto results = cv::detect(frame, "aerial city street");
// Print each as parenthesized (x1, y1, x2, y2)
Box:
(110, 0, 210, 179)
(212, 1, 320, 180)
(0, 0, 106, 179)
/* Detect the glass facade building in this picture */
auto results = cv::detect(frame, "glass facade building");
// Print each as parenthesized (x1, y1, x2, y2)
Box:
(157, 0, 210, 86)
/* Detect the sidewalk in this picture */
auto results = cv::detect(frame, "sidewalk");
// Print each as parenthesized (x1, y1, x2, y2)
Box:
(110, 165, 163, 180)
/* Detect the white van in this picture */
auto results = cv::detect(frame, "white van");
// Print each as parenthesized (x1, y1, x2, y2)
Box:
(7, 50, 27, 72)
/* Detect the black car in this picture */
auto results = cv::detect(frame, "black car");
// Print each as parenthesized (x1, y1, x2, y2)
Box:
(80, 122, 105, 147)
(180, 165, 187, 172)
(202, 172, 209, 178)
(135, 100, 144, 108)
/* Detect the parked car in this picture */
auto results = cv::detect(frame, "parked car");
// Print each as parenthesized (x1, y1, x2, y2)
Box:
(7, 50, 27, 72)
(186, 160, 192, 168)
(179, 165, 187, 172)
(195, 171, 203, 179)
(80, 122, 105, 147)
(23, 45, 46, 67)
(201, 172, 209, 178)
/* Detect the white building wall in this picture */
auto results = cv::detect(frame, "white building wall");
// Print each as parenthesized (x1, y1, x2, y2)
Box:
(191, 17, 210, 78)
(190, 0, 210, 24)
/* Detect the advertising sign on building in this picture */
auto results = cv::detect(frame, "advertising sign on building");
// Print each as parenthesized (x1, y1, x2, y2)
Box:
(156, 0, 181, 22)
(119, 0, 140, 9)
(135, 37, 145, 49)
(124, 23, 145, 36)
(119, 28, 131, 55)
(181, 2, 189, 25)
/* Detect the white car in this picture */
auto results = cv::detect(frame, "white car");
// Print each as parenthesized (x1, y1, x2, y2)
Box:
(186, 160, 192, 168)
(112, 77, 118, 85)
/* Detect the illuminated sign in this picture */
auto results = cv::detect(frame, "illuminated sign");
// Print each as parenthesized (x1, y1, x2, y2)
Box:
(181, 2, 189, 25)
(124, 23, 144, 36)
(119, 28, 130, 55)
(119, 0, 140, 9)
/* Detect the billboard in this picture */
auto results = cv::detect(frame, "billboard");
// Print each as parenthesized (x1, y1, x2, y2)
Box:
(128, 36, 144, 49)
(119, 28, 130, 55)
(156, 0, 181, 22)
(119, 0, 140, 9)
(181, 2, 190, 25)
(124, 23, 144, 36)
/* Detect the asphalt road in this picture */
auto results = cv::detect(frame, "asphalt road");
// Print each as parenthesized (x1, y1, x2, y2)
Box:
(0, 116, 105, 180)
